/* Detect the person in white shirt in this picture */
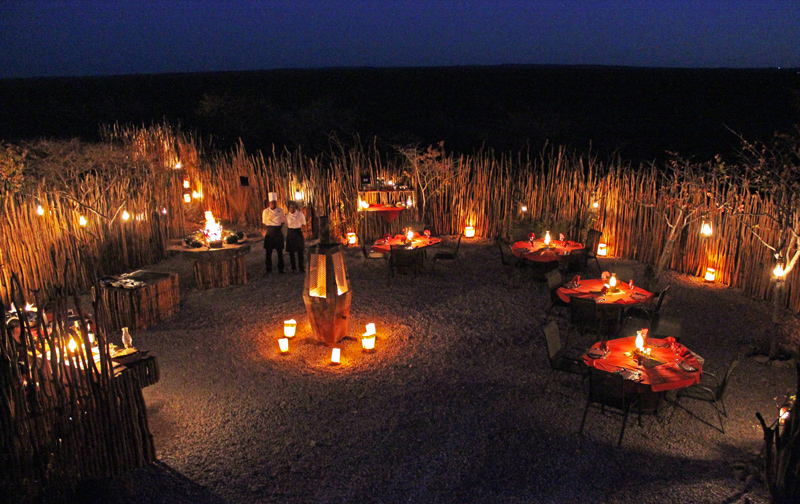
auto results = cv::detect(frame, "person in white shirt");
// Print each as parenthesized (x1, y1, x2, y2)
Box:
(285, 201, 307, 273)
(262, 192, 286, 273)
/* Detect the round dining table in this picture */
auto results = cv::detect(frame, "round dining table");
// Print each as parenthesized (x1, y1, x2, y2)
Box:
(556, 278, 653, 305)
(583, 336, 704, 393)
(372, 233, 442, 254)
(512, 239, 584, 263)
(362, 204, 406, 223)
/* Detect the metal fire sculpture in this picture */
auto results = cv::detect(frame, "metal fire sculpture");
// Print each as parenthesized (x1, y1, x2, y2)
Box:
(303, 216, 352, 346)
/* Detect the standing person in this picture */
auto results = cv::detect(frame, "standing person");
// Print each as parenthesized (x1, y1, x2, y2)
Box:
(285, 201, 306, 273)
(262, 192, 286, 274)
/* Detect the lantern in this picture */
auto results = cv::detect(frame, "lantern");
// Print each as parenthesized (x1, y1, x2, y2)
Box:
(597, 243, 608, 256)
(162, 207, 168, 214)
(284, 319, 297, 338)
(406, 229, 414, 241)
(347, 232, 357, 246)
(68, 337, 78, 353)
(359, 200, 369, 210)
(406, 197, 413, 207)
(521, 205, 527, 212)
(609, 273, 617, 289)
(122, 210, 130, 221)
(362, 323, 376, 351)
(704, 267, 716, 282)
(700, 221, 713, 237)
(175, 161, 182, 169)
(774, 263, 786, 278)
(465, 225, 475, 238)
(36, 204, 44, 216)
(184, 193, 192, 203)
(303, 216, 352, 346)
(331, 347, 341, 364)
(183, 179, 190, 189)
(295, 190, 304, 202)
(544, 231, 551, 246)
(592, 201, 599, 209)
(635, 331, 644, 351)
(79, 215, 87, 227)
(278, 338, 289, 353)
(192, 190, 202, 200)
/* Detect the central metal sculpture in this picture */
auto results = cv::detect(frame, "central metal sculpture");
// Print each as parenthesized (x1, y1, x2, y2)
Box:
(303, 216, 351, 346)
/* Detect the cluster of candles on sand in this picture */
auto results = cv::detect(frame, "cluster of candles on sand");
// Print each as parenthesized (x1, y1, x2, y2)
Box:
(278, 320, 377, 363)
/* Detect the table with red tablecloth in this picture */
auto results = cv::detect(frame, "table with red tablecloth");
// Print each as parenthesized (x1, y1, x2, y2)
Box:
(512, 239, 584, 263)
(583, 336, 703, 393)
(372, 233, 442, 254)
(556, 278, 653, 305)
(362, 204, 406, 223)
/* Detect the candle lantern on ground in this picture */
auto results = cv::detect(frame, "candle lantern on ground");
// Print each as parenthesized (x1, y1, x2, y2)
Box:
(704, 267, 716, 282)
(465, 225, 475, 238)
(597, 243, 608, 256)
(303, 216, 352, 346)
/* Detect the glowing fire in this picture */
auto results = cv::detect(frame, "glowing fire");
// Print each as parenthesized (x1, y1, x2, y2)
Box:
(203, 211, 222, 243)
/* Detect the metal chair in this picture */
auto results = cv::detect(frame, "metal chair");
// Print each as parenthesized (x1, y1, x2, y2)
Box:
(360, 234, 387, 273)
(670, 357, 739, 433)
(432, 234, 462, 271)
(545, 268, 570, 321)
(584, 229, 603, 274)
(626, 283, 671, 328)
(580, 367, 640, 446)
(542, 321, 585, 391)
(570, 296, 599, 335)
(388, 245, 421, 284)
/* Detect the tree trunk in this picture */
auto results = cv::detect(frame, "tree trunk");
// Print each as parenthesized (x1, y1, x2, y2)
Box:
(655, 228, 679, 278)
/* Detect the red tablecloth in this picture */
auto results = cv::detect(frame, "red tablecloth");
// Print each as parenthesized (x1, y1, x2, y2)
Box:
(372, 234, 442, 254)
(583, 336, 703, 392)
(512, 239, 584, 263)
(362, 204, 404, 223)
(557, 278, 653, 305)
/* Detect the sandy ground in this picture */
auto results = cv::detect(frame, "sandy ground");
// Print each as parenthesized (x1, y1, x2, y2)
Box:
(74, 239, 798, 503)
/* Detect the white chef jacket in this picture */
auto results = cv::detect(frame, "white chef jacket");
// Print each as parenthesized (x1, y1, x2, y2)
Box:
(286, 210, 306, 230)
(262, 207, 286, 227)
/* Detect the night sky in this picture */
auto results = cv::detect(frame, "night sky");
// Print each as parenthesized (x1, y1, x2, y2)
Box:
(2, 0, 799, 79)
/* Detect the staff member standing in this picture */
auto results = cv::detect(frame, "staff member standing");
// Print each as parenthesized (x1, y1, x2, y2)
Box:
(262, 192, 286, 274)
(285, 201, 306, 273)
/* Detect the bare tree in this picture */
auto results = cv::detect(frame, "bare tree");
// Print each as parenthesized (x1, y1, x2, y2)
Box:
(641, 155, 727, 278)
(396, 142, 460, 226)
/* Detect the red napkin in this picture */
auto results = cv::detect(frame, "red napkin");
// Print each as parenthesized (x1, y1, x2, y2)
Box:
(600, 286, 609, 295)
(571, 275, 580, 283)
(529, 233, 536, 241)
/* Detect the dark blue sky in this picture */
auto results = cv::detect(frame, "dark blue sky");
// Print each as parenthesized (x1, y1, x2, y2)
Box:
(2, 0, 799, 78)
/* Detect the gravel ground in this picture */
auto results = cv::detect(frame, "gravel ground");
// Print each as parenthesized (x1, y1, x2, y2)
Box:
(74, 239, 798, 503)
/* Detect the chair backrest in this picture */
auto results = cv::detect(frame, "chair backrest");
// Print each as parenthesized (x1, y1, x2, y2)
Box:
(716, 358, 739, 400)
(614, 265, 635, 284)
(545, 268, 563, 291)
(407, 221, 425, 233)
(496, 237, 512, 266)
(653, 283, 671, 313)
(360, 235, 370, 257)
(570, 296, 598, 332)
(452, 234, 462, 256)
(586, 367, 631, 411)
(542, 321, 562, 361)
(597, 304, 624, 338)
(586, 229, 602, 256)
(390, 245, 418, 268)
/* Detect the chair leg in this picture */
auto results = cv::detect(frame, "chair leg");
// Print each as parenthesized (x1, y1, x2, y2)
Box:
(579, 400, 591, 437)
(617, 408, 631, 447)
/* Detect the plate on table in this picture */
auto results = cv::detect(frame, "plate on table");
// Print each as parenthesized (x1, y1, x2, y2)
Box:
(630, 292, 648, 300)
(678, 361, 697, 372)
(586, 349, 607, 359)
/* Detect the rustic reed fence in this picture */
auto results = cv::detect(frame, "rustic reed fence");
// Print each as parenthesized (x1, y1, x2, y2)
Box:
(1, 273, 156, 500)
(0, 125, 797, 316)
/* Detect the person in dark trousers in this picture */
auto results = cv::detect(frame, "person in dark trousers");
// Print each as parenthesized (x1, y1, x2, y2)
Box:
(285, 201, 306, 273)
(262, 192, 286, 273)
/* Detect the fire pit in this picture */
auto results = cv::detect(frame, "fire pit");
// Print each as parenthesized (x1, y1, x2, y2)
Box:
(168, 211, 253, 290)
(303, 216, 351, 346)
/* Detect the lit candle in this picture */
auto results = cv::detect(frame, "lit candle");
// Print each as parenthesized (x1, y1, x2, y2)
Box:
(278, 338, 289, 353)
(592, 201, 599, 209)
(183, 179, 190, 189)
(465, 225, 475, 238)
(36, 205, 44, 216)
(521, 205, 527, 212)
(406, 229, 414, 241)
(295, 190, 303, 201)
(79, 215, 87, 226)
(122, 210, 130, 221)
(609, 273, 617, 288)
(331, 347, 341, 364)
(174, 161, 182, 169)
(284, 319, 297, 338)
(406, 197, 412, 207)
(359, 200, 369, 210)
(597, 243, 608, 256)
(162, 207, 168, 214)
(68, 337, 78, 353)
(544, 231, 551, 246)
(700, 221, 713, 237)
(704, 267, 716, 282)
(362, 323, 376, 351)
(774, 263, 786, 278)
(635, 331, 644, 351)
(183, 193, 191, 203)
(347, 232, 357, 245)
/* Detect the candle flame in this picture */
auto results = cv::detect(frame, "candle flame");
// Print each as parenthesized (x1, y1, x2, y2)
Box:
(544, 231, 551, 245)
(79, 215, 87, 226)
